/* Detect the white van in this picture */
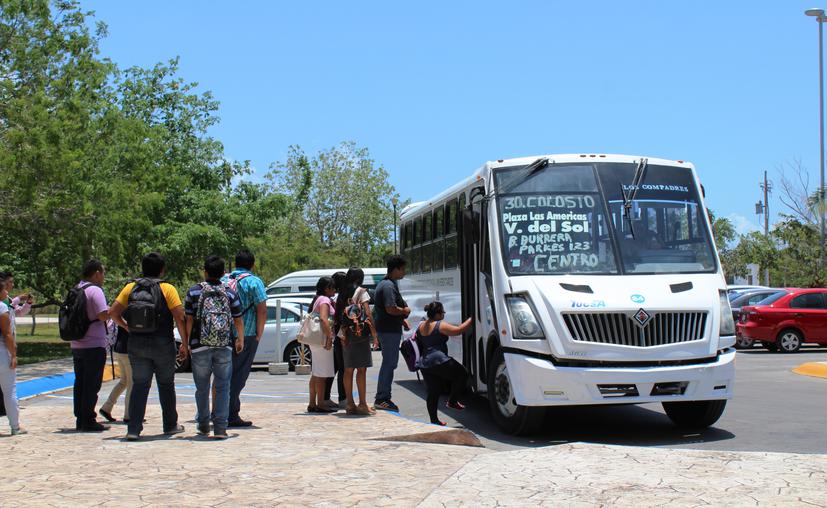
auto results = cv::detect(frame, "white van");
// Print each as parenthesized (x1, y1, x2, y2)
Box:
(265, 268, 386, 296)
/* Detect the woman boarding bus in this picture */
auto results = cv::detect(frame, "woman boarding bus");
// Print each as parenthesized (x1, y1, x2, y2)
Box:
(399, 154, 736, 435)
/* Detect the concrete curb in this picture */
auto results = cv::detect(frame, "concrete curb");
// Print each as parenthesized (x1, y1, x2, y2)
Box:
(792, 362, 827, 379)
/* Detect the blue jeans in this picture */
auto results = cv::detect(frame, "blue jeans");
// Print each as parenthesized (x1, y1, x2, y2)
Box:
(191, 347, 232, 429)
(375, 331, 402, 403)
(229, 335, 259, 423)
(128, 336, 178, 435)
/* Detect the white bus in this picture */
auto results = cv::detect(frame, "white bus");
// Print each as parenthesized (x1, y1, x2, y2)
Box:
(399, 154, 736, 435)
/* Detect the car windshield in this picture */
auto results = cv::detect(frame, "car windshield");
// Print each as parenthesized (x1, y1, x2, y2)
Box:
(495, 162, 717, 275)
(732, 291, 781, 307)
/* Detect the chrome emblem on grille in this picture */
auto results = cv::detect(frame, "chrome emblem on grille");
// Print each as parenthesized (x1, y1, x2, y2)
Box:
(633, 308, 651, 326)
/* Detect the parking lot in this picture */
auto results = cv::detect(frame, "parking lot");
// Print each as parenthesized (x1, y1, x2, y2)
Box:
(25, 345, 823, 454)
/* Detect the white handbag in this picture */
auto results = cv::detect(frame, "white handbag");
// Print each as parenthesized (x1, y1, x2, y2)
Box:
(297, 311, 326, 346)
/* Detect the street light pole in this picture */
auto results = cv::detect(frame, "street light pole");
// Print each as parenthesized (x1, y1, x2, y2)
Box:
(806, 8, 826, 273)
(392, 197, 399, 254)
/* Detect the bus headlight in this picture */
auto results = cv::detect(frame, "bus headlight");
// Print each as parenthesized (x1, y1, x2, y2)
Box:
(718, 290, 735, 347)
(506, 295, 545, 339)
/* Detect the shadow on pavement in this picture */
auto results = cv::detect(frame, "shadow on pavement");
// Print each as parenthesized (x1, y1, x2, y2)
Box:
(396, 379, 736, 449)
(100, 434, 189, 443)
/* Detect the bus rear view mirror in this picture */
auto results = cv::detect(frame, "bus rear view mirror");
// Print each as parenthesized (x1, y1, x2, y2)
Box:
(462, 209, 481, 244)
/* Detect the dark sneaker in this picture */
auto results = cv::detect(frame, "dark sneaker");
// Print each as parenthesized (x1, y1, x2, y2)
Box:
(227, 419, 252, 428)
(197, 423, 210, 436)
(374, 400, 399, 412)
(163, 424, 185, 436)
(214, 428, 228, 439)
(98, 408, 116, 422)
(79, 422, 110, 432)
(125, 433, 140, 441)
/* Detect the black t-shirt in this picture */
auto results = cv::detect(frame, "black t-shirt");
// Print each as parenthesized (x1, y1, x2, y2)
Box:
(374, 278, 407, 333)
(113, 326, 129, 354)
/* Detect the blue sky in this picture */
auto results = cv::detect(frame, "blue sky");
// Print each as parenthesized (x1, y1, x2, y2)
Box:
(83, 1, 826, 236)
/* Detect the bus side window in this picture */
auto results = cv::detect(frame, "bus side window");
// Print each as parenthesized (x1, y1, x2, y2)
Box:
(445, 197, 459, 269)
(423, 211, 433, 272)
(434, 204, 445, 271)
(412, 215, 422, 274)
(401, 223, 408, 254)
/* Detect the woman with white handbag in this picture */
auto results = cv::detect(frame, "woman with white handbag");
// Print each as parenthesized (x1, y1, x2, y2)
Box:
(303, 277, 337, 413)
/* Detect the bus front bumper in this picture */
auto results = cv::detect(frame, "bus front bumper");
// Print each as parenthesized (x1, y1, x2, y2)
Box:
(503, 348, 736, 407)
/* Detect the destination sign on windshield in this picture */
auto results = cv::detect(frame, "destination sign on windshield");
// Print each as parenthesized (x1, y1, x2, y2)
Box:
(500, 194, 615, 274)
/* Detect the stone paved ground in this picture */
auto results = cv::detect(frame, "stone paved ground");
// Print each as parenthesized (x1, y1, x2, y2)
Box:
(0, 403, 486, 507)
(2, 400, 826, 507)
(420, 444, 827, 507)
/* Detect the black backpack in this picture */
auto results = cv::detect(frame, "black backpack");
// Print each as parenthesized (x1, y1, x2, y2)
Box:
(58, 283, 97, 341)
(126, 278, 164, 334)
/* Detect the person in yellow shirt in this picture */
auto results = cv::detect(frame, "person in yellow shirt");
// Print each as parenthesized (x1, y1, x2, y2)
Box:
(109, 253, 187, 441)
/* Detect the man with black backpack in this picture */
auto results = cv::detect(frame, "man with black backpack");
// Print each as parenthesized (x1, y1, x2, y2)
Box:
(109, 253, 187, 441)
(63, 260, 111, 432)
(181, 256, 244, 439)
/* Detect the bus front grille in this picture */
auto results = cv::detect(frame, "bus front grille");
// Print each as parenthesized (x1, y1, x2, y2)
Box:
(562, 311, 708, 347)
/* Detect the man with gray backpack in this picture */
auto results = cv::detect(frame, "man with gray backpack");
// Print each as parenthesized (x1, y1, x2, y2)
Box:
(180, 256, 244, 439)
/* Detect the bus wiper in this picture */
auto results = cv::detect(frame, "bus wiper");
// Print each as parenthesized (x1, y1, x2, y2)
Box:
(621, 158, 648, 239)
(497, 157, 549, 195)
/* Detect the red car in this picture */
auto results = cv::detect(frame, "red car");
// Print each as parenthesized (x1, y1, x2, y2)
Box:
(737, 288, 827, 353)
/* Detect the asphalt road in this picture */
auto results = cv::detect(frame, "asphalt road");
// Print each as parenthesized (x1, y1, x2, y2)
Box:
(26, 345, 827, 454)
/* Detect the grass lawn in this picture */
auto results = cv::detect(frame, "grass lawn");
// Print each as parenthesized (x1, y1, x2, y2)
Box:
(15, 323, 71, 365)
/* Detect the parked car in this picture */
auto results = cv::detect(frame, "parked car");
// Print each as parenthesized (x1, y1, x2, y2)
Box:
(266, 268, 386, 296)
(737, 288, 827, 353)
(727, 285, 769, 300)
(175, 296, 314, 372)
(730, 289, 785, 348)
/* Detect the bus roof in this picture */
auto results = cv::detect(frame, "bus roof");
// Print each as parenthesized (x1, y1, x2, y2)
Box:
(400, 153, 694, 220)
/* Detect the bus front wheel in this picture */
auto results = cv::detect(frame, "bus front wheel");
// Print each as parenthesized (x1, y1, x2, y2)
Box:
(487, 347, 545, 436)
(662, 399, 727, 429)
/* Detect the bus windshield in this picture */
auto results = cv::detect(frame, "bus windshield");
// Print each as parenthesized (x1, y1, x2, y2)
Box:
(495, 162, 717, 275)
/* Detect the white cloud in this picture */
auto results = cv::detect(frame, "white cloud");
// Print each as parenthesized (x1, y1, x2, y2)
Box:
(726, 213, 761, 236)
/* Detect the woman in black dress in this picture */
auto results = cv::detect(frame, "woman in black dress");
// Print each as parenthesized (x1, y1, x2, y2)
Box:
(415, 301, 471, 426)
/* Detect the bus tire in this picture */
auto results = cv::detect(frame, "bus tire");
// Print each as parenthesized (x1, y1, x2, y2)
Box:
(487, 347, 545, 435)
(662, 399, 727, 429)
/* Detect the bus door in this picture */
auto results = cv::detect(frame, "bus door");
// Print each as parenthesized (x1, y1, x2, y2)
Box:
(475, 193, 496, 393)
(460, 186, 491, 392)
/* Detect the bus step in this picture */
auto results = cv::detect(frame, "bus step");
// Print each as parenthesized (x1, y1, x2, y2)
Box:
(597, 384, 639, 397)
(650, 381, 689, 396)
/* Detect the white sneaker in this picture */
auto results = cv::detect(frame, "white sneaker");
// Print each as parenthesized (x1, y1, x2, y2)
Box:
(11, 427, 27, 436)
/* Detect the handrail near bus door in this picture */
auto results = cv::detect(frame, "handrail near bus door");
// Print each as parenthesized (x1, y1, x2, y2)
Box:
(459, 193, 477, 380)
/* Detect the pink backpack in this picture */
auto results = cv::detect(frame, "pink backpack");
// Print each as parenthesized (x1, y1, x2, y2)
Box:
(400, 329, 422, 372)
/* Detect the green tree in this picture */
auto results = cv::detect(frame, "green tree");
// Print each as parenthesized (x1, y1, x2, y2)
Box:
(707, 210, 743, 279)
(0, 1, 287, 301)
(771, 219, 823, 287)
(268, 142, 402, 268)
(0, 0, 121, 302)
